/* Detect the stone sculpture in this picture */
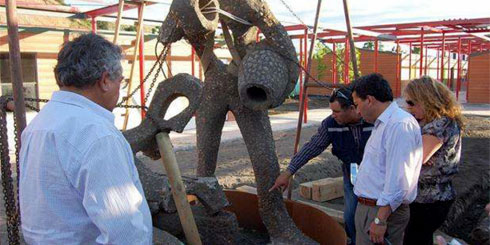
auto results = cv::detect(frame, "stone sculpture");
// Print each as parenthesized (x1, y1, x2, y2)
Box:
(157, 0, 316, 243)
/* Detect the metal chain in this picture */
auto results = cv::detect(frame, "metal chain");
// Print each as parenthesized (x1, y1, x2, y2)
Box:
(13, 110, 21, 238)
(0, 97, 21, 245)
(116, 44, 169, 108)
(144, 45, 169, 103)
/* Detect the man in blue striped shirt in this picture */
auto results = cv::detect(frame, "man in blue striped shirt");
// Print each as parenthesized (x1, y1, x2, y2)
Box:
(270, 87, 373, 245)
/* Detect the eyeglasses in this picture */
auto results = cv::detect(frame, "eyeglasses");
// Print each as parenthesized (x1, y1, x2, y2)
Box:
(331, 89, 353, 105)
(405, 100, 415, 107)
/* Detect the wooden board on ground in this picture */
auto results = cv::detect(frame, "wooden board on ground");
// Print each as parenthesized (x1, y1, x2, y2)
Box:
(299, 177, 344, 202)
(299, 182, 313, 199)
(234, 185, 344, 224)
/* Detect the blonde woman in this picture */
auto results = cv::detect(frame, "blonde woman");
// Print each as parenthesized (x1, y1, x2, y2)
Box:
(403, 76, 465, 245)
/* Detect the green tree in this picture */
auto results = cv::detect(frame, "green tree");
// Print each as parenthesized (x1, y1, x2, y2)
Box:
(362, 41, 385, 51)
(312, 42, 361, 83)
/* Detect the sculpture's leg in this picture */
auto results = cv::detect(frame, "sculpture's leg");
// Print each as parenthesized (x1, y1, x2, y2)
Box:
(196, 81, 229, 177)
(233, 106, 317, 244)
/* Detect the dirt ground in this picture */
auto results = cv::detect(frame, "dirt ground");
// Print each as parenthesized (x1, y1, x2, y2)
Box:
(1, 97, 488, 244)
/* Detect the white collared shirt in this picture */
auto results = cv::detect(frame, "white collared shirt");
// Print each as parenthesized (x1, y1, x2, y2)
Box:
(19, 91, 152, 244)
(353, 102, 423, 211)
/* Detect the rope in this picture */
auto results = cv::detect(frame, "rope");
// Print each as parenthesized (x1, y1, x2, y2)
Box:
(201, 7, 253, 26)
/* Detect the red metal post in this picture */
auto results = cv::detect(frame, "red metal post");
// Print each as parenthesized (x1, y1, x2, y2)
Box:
(374, 40, 378, 73)
(419, 27, 424, 77)
(299, 38, 304, 112)
(424, 45, 428, 75)
(138, 22, 145, 118)
(396, 41, 400, 97)
(332, 43, 337, 84)
(191, 47, 195, 76)
(447, 44, 451, 87)
(466, 40, 472, 101)
(440, 33, 446, 81)
(344, 38, 350, 83)
(304, 28, 308, 72)
(436, 48, 440, 80)
(456, 37, 462, 99)
(303, 28, 308, 123)
(91, 16, 97, 33)
(408, 42, 412, 80)
(291, 0, 323, 199)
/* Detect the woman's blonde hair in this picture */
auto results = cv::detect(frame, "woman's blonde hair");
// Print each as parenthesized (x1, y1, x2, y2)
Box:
(404, 76, 465, 129)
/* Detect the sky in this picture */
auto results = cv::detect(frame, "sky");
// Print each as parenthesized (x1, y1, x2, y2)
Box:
(65, 0, 490, 30)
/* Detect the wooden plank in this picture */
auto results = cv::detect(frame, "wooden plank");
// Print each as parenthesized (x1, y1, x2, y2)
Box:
(312, 177, 344, 202)
(296, 200, 344, 224)
(234, 185, 344, 224)
(236, 185, 288, 199)
(299, 182, 313, 200)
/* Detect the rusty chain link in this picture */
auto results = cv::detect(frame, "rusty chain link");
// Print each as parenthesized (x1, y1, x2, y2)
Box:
(0, 97, 21, 245)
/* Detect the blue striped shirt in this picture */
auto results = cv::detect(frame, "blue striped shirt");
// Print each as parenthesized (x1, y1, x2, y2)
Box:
(287, 116, 373, 174)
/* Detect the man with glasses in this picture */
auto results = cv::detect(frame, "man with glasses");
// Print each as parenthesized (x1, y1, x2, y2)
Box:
(351, 73, 422, 245)
(19, 34, 152, 244)
(270, 87, 373, 245)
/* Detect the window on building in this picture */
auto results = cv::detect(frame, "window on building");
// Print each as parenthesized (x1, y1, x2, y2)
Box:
(0, 53, 39, 111)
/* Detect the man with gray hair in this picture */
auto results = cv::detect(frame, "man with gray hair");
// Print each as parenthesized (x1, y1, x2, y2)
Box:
(19, 33, 153, 244)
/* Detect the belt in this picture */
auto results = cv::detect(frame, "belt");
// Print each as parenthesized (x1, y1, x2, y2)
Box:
(358, 197, 377, 206)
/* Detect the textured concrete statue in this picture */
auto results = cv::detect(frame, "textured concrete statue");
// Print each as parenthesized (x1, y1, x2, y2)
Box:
(158, 0, 317, 243)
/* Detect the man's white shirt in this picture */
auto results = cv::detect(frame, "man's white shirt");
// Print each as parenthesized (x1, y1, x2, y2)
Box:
(354, 102, 423, 211)
(19, 91, 152, 244)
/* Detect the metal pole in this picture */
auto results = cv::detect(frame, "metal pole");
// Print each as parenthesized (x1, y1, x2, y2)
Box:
(91, 16, 97, 33)
(344, 38, 349, 83)
(6, 0, 26, 240)
(456, 37, 462, 100)
(396, 41, 400, 97)
(299, 38, 304, 112)
(440, 32, 445, 81)
(436, 48, 440, 80)
(303, 28, 308, 123)
(289, 0, 323, 200)
(122, 1, 145, 130)
(419, 27, 424, 77)
(408, 42, 412, 80)
(466, 40, 472, 102)
(342, 0, 359, 79)
(113, 0, 125, 43)
(374, 40, 378, 73)
(332, 43, 337, 84)
(6, 0, 27, 142)
(447, 44, 451, 87)
(424, 45, 428, 75)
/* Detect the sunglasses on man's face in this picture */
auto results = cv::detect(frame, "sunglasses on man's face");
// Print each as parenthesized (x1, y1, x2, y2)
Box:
(331, 89, 353, 105)
(405, 100, 415, 107)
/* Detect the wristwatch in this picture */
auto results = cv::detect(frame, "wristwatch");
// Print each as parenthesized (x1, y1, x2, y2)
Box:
(374, 217, 387, 226)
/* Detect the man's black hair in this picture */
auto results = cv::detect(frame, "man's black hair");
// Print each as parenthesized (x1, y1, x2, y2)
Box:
(351, 73, 393, 102)
(329, 86, 354, 110)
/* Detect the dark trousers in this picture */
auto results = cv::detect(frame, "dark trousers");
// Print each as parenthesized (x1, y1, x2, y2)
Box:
(403, 200, 453, 245)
